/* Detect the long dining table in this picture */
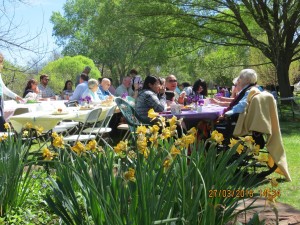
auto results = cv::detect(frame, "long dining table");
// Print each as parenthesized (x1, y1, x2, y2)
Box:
(159, 104, 226, 130)
(9, 101, 114, 133)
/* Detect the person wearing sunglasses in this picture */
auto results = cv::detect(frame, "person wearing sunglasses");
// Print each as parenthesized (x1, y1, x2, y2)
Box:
(38, 74, 55, 98)
(165, 74, 185, 104)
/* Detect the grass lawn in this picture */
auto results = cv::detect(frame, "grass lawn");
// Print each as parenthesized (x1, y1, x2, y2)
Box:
(254, 120, 300, 210)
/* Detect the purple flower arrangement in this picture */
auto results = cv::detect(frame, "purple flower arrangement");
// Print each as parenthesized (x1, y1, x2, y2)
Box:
(186, 95, 204, 105)
(79, 96, 92, 104)
(121, 92, 128, 99)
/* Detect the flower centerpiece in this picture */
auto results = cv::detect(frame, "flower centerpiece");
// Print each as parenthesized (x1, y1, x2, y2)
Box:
(186, 95, 204, 110)
(121, 92, 128, 99)
(79, 96, 92, 107)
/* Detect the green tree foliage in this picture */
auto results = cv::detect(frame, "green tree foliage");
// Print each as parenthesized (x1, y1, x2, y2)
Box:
(124, 0, 300, 97)
(50, 0, 174, 83)
(2, 61, 32, 97)
(41, 55, 100, 94)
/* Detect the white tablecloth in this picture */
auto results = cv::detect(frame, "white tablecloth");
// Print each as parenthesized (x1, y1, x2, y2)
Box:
(9, 102, 113, 133)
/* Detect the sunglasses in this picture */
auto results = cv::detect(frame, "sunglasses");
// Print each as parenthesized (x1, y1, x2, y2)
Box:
(168, 79, 177, 83)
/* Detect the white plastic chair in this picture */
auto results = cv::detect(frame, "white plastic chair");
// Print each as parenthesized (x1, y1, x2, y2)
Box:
(63, 108, 102, 144)
(82, 105, 116, 149)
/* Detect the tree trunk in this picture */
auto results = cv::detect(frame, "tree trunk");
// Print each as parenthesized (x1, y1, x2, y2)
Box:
(276, 60, 293, 98)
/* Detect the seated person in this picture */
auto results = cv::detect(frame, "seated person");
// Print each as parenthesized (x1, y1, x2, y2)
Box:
(23, 79, 40, 100)
(165, 74, 185, 104)
(222, 69, 258, 120)
(70, 73, 89, 101)
(97, 78, 114, 100)
(135, 75, 166, 123)
(81, 79, 101, 103)
(115, 76, 134, 97)
(183, 79, 208, 104)
(130, 69, 143, 99)
(210, 77, 240, 107)
(61, 80, 74, 100)
(37, 74, 55, 98)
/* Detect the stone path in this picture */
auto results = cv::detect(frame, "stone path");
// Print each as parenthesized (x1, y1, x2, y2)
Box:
(235, 198, 300, 224)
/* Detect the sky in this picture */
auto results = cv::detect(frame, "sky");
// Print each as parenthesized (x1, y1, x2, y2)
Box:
(2, 0, 66, 66)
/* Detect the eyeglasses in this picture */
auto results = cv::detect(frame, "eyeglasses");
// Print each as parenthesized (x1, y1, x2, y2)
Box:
(168, 79, 177, 83)
(44, 78, 50, 81)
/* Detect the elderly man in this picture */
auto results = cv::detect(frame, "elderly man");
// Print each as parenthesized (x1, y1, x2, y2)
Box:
(38, 74, 56, 98)
(224, 69, 258, 117)
(97, 78, 113, 100)
(70, 73, 89, 101)
(115, 76, 134, 97)
(165, 74, 184, 104)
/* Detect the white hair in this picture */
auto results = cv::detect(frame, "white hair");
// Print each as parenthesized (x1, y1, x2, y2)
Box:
(88, 79, 98, 89)
(239, 69, 257, 85)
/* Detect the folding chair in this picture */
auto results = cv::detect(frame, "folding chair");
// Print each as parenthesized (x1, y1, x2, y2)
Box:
(82, 105, 117, 149)
(115, 97, 149, 141)
(63, 108, 102, 144)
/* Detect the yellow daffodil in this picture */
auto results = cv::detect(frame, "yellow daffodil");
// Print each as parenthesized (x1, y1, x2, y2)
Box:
(163, 158, 172, 171)
(148, 108, 159, 120)
(124, 168, 136, 182)
(252, 144, 260, 155)
(168, 116, 177, 127)
(128, 150, 137, 160)
(137, 141, 149, 158)
(266, 192, 277, 205)
(161, 127, 171, 139)
(52, 132, 58, 138)
(71, 141, 86, 155)
(149, 133, 158, 147)
(0, 134, 8, 142)
(228, 138, 239, 148)
(137, 137, 148, 153)
(170, 145, 181, 157)
(86, 139, 97, 151)
(236, 144, 244, 154)
(255, 153, 268, 162)
(113, 140, 128, 157)
(43, 148, 55, 161)
(22, 130, 29, 137)
(181, 134, 196, 148)
(187, 127, 197, 135)
(149, 125, 160, 134)
(270, 178, 279, 187)
(136, 125, 147, 135)
(211, 130, 224, 144)
(174, 138, 185, 149)
(34, 126, 44, 136)
(240, 135, 254, 148)
(53, 135, 64, 148)
(24, 122, 33, 129)
(4, 123, 10, 130)
(157, 116, 166, 127)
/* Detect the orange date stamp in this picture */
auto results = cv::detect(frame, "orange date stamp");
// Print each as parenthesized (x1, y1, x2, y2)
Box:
(208, 189, 254, 198)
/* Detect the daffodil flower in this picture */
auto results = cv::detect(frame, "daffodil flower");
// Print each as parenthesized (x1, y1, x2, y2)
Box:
(124, 168, 136, 182)
(148, 108, 159, 120)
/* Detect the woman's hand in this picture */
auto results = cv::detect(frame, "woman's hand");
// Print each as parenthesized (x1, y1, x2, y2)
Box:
(15, 96, 23, 102)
